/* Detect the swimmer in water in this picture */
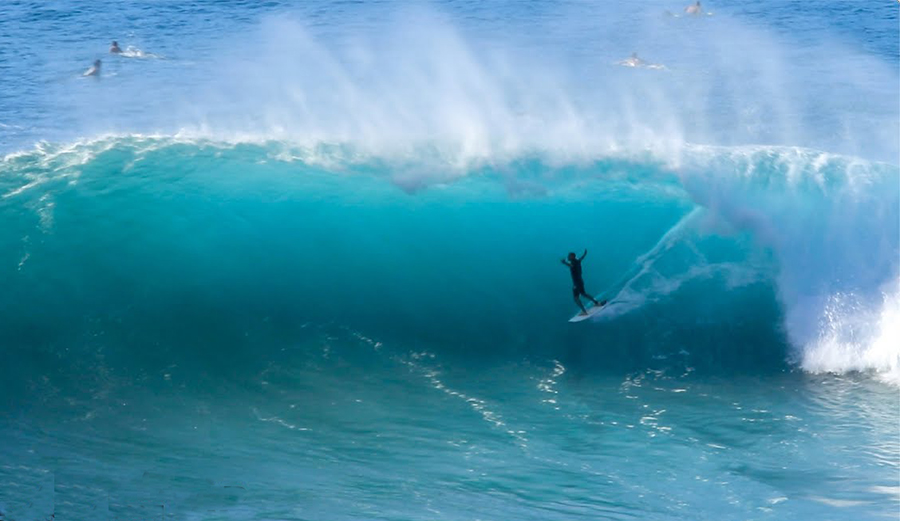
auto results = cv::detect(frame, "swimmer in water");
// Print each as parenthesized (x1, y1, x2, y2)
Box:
(110, 41, 122, 54)
(620, 52, 646, 67)
(618, 52, 666, 70)
(83, 59, 101, 77)
(685, 1, 702, 15)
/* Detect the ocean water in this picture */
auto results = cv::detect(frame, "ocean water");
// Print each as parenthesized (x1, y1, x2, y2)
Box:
(0, 1, 898, 520)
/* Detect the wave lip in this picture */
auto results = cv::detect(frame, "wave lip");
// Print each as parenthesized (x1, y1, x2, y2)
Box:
(677, 146, 899, 383)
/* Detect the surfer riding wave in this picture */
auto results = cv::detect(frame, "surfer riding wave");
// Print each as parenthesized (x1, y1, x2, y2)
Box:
(561, 250, 606, 315)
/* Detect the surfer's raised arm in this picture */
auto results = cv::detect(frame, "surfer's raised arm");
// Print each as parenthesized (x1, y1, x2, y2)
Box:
(579, 249, 588, 261)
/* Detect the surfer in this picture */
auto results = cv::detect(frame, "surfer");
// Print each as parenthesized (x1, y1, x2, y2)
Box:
(619, 52, 649, 67)
(617, 52, 667, 70)
(110, 41, 122, 54)
(561, 250, 604, 315)
(685, 1, 702, 15)
(83, 59, 101, 77)
(620, 52, 646, 67)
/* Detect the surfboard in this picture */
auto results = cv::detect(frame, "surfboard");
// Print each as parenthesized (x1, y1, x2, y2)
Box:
(615, 60, 668, 71)
(569, 300, 608, 323)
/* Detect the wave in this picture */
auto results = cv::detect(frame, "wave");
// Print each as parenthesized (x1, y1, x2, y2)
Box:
(0, 136, 897, 390)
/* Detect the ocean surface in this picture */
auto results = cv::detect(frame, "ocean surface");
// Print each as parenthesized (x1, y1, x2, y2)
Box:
(1, 1, 898, 520)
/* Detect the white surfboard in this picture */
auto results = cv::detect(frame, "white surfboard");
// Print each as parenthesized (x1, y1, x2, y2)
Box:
(569, 300, 608, 323)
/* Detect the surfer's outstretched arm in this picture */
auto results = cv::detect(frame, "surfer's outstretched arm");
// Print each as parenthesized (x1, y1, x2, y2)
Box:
(579, 249, 587, 261)
(560, 258, 571, 266)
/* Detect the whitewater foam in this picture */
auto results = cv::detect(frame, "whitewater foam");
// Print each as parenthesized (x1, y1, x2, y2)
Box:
(801, 286, 900, 384)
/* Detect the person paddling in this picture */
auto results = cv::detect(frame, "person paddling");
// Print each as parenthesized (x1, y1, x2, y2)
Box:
(561, 250, 605, 315)
(83, 59, 101, 77)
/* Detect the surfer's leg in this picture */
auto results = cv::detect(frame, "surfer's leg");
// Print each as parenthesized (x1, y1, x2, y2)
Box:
(573, 287, 587, 313)
(580, 288, 600, 306)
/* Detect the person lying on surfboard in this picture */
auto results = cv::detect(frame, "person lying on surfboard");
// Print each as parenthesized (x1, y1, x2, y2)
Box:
(561, 250, 606, 315)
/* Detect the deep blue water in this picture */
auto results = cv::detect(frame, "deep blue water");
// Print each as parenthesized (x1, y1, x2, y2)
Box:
(0, 1, 898, 520)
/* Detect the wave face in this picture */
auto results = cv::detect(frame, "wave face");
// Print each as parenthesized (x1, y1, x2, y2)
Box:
(1, 138, 897, 397)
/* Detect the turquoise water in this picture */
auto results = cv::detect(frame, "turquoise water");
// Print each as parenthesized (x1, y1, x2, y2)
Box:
(1, 1, 898, 520)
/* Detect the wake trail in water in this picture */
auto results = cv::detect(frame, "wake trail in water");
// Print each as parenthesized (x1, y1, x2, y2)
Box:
(592, 207, 708, 320)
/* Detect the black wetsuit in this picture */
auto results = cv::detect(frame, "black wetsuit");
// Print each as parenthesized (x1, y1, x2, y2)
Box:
(568, 259, 586, 297)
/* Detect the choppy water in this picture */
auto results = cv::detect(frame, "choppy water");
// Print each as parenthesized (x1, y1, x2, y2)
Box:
(0, 1, 898, 520)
